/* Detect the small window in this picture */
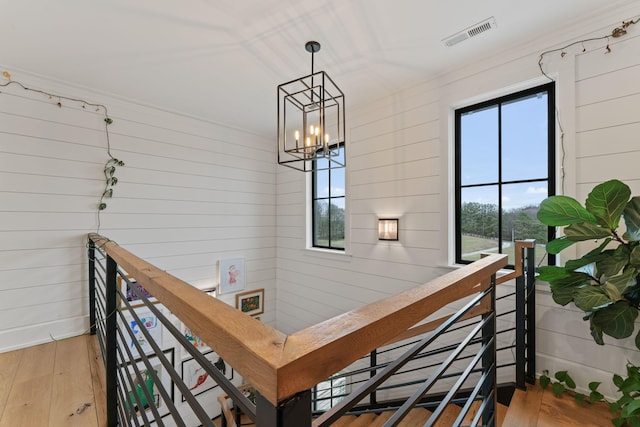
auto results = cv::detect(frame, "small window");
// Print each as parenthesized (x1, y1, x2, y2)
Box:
(312, 146, 345, 250)
(455, 83, 555, 266)
(313, 376, 347, 411)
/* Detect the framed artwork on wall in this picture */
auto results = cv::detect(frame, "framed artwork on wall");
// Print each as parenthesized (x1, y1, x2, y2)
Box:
(217, 258, 245, 294)
(123, 308, 163, 360)
(124, 348, 174, 424)
(118, 275, 157, 309)
(235, 289, 264, 316)
(181, 323, 210, 354)
(180, 351, 234, 401)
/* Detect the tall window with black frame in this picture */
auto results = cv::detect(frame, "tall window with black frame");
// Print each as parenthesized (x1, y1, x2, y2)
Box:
(455, 82, 555, 267)
(312, 146, 345, 250)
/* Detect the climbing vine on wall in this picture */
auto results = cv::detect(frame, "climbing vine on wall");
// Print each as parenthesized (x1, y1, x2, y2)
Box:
(0, 70, 124, 233)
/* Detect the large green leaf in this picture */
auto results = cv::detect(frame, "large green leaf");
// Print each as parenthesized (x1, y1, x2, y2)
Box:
(631, 245, 640, 270)
(591, 301, 638, 339)
(585, 179, 631, 230)
(546, 236, 576, 255)
(590, 320, 605, 345)
(547, 271, 591, 288)
(574, 287, 611, 311)
(565, 238, 612, 271)
(564, 222, 612, 241)
(606, 268, 638, 301)
(623, 197, 640, 241)
(537, 196, 597, 226)
(622, 400, 640, 418)
(597, 246, 630, 278)
(537, 266, 570, 282)
(551, 286, 576, 305)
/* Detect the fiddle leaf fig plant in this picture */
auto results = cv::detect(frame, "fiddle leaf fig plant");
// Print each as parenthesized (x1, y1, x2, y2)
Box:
(537, 179, 640, 349)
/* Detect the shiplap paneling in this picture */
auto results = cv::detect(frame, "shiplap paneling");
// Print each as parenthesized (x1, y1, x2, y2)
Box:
(274, 9, 640, 397)
(3, 7, 640, 406)
(0, 71, 276, 351)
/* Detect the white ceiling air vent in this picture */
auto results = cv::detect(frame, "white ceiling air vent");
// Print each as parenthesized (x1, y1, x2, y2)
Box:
(442, 17, 497, 47)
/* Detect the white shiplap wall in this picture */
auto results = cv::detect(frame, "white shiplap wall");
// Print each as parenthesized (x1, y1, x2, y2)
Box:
(275, 9, 640, 399)
(2, 6, 639, 404)
(0, 71, 276, 352)
(275, 77, 453, 334)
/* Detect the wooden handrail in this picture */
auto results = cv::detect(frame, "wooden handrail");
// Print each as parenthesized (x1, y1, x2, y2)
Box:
(495, 240, 535, 285)
(384, 239, 535, 346)
(89, 233, 508, 405)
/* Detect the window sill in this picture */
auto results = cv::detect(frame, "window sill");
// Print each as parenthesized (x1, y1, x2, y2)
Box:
(304, 247, 352, 262)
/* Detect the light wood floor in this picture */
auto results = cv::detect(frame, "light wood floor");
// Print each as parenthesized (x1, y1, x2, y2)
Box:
(503, 381, 615, 427)
(0, 334, 617, 427)
(0, 334, 105, 427)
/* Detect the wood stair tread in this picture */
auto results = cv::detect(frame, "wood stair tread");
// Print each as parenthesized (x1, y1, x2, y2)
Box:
(367, 410, 394, 427)
(397, 407, 431, 426)
(347, 412, 378, 427)
(432, 404, 462, 426)
(461, 400, 483, 424)
(328, 414, 357, 427)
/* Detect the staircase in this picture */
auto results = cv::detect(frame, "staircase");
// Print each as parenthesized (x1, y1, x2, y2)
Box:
(219, 382, 618, 427)
(218, 401, 508, 426)
(321, 401, 508, 426)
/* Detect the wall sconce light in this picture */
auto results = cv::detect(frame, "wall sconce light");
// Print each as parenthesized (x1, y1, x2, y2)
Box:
(378, 218, 399, 241)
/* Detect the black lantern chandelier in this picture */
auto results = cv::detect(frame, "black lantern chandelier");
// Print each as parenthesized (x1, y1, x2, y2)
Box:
(277, 41, 346, 172)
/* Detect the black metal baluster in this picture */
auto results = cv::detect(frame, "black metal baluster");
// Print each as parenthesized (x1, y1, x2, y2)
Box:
(526, 245, 536, 385)
(481, 273, 497, 427)
(88, 238, 96, 335)
(515, 243, 526, 390)
(106, 255, 118, 427)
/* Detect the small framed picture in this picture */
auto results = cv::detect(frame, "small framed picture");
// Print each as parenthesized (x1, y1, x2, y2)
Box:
(217, 258, 245, 294)
(180, 351, 234, 401)
(122, 308, 163, 360)
(118, 276, 157, 309)
(124, 348, 174, 424)
(236, 289, 264, 316)
(181, 323, 210, 354)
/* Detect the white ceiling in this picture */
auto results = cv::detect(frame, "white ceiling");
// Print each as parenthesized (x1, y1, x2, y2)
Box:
(2, 0, 638, 135)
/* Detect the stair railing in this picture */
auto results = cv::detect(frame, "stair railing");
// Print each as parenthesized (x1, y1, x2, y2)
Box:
(307, 241, 537, 426)
(89, 237, 255, 427)
(89, 233, 509, 426)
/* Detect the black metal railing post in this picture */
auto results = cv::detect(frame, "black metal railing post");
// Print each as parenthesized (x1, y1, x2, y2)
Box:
(526, 245, 536, 385)
(105, 255, 118, 427)
(481, 273, 498, 427)
(369, 350, 377, 405)
(515, 243, 526, 390)
(88, 238, 96, 336)
(256, 391, 312, 427)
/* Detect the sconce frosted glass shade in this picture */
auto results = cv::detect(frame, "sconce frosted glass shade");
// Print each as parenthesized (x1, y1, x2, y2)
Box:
(378, 218, 399, 241)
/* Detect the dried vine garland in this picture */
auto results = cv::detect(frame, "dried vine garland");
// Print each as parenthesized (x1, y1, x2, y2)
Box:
(536, 16, 639, 198)
(538, 17, 639, 81)
(0, 71, 124, 232)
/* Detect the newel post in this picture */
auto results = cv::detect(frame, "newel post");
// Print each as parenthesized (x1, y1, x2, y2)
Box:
(256, 390, 312, 427)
